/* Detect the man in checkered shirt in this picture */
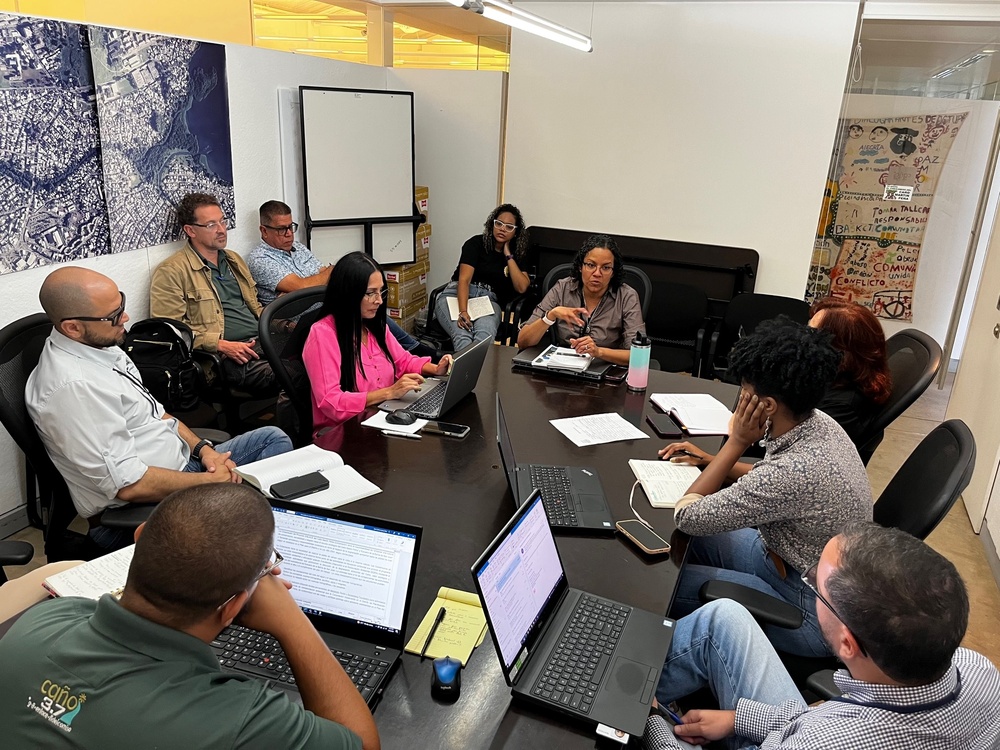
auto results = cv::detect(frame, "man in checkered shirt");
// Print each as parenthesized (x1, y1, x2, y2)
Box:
(644, 522, 1000, 749)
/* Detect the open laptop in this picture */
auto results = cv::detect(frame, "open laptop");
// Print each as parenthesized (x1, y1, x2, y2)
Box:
(472, 491, 675, 739)
(496, 393, 614, 534)
(512, 344, 613, 382)
(211, 500, 422, 709)
(378, 336, 491, 418)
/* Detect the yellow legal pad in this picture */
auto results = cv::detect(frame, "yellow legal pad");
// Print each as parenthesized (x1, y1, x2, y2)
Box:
(404, 587, 488, 666)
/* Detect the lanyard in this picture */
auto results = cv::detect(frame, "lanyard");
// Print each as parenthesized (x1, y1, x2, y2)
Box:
(828, 669, 962, 714)
(578, 288, 609, 337)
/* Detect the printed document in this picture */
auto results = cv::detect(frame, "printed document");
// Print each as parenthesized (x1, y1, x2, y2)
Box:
(550, 412, 649, 447)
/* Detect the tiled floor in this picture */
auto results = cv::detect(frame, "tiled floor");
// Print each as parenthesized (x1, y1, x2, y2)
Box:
(5, 374, 999, 667)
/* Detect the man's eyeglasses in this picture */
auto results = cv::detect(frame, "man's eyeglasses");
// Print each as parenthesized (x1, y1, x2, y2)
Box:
(61, 292, 127, 326)
(582, 261, 614, 274)
(364, 288, 388, 302)
(189, 217, 231, 231)
(493, 219, 517, 232)
(264, 222, 299, 235)
(219, 549, 284, 610)
(802, 565, 868, 656)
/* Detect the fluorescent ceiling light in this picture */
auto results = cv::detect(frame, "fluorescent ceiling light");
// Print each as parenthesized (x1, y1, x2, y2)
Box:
(447, 0, 591, 53)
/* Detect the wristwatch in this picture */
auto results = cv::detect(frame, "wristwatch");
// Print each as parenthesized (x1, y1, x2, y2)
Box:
(504, 253, 514, 261)
(192, 438, 214, 460)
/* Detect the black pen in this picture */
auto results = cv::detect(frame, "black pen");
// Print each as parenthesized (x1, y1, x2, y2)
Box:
(420, 606, 446, 660)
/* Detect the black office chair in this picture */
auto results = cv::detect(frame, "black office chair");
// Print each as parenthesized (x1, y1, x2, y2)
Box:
(704, 293, 810, 381)
(646, 282, 709, 375)
(699, 418, 976, 695)
(0, 540, 34, 585)
(258, 286, 327, 447)
(0, 314, 193, 561)
(854, 329, 942, 465)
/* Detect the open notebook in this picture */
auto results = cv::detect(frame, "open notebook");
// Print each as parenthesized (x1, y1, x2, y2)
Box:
(235, 445, 380, 509)
(649, 393, 733, 436)
(629, 460, 702, 508)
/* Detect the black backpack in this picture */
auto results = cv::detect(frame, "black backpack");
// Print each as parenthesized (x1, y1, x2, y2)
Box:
(124, 318, 203, 413)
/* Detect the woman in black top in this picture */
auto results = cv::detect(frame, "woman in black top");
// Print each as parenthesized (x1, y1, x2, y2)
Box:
(433, 204, 531, 350)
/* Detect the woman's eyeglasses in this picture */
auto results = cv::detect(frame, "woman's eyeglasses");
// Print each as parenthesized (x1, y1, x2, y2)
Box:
(493, 219, 517, 232)
(364, 288, 388, 302)
(582, 261, 614, 274)
(61, 292, 127, 326)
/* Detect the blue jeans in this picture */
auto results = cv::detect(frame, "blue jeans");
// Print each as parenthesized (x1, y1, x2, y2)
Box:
(657, 599, 807, 749)
(671, 528, 830, 658)
(434, 282, 500, 351)
(90, 427, 293, 551)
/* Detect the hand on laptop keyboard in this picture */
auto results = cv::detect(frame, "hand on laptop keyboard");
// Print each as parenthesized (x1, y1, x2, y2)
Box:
(388, 373, 425, 400)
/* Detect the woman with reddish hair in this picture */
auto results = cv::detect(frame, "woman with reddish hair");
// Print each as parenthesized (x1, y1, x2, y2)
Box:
(808, 297, 892, 444)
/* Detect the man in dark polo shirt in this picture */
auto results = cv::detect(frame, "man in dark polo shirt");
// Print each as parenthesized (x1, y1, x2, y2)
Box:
(0, 484, 379, 750)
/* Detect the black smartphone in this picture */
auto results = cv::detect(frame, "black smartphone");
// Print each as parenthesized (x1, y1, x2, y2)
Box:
(421, 421, 471, 439)
(604, 365, 628, 384)
(646, 412, 683, 438)
(616, 519, 671, 555)
(270, 471, 329, 500)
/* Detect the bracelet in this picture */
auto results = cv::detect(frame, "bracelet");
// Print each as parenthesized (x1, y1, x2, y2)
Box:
(504, 254, 513, 261)
(542, 313, 556, 326)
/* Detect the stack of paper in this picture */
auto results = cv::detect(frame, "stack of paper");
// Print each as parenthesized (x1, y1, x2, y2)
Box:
(629, 460, 702, 508)
(404, 587, 488, 666)
(650, 393, 733, 436)
(235, 445, 381, 509)
(532, 345, 593, 373)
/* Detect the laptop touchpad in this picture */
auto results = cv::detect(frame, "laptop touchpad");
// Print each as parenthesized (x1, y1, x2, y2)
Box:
(578, 494, 605, 512)
(608, 658, 651, 698)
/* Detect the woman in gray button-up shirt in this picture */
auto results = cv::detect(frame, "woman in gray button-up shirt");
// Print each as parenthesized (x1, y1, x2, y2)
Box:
(659, 319, 873, 658)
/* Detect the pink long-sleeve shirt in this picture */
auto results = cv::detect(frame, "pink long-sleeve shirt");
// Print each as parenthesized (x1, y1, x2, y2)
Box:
(302, 315, 430, 431)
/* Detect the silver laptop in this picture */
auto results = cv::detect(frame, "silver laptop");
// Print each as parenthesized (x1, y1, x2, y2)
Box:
(512, 344, 613, 382)
(472, 492, 675, 738)
(379, 336, 490, 418)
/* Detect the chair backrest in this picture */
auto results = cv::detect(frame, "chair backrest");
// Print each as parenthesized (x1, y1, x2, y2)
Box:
(0, 314, 84, 559)
(722, 292, 811, 341)
(646, 281, 709, 340)
(542, 263, 653, 321)
(856, 328, 942, 463)
(258, 286, 327, 444)
(874, 419, 975, 539)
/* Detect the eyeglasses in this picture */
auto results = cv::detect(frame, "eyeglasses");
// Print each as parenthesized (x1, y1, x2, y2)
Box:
(493, 219, 517, 232)
(189, 217, 231, 230)
(364, 288, 388, 302)
(219, 548, 284, 610)
(263, 222, 299, 235)
(802, 565, 868, 656)
(582, 261, 615, 274)
(61, 291, 127, 326)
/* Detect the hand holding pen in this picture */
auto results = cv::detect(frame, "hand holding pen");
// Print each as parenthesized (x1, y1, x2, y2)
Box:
(658, 441, 713, 466)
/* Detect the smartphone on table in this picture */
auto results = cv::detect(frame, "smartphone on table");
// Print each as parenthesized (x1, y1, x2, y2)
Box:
(646, 412, 683, 438)
(615, 519, 671, 555)
(421, 421, 471, 439)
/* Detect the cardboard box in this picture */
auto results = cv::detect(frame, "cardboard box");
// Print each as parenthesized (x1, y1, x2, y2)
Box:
(414, 186, 429, 217)
(415, 222, 431, 251)
(387, 296, 427, 324)
(384, 259, 430, 284)
(387, 274, 427, 308)
(390, 315, 418, 335)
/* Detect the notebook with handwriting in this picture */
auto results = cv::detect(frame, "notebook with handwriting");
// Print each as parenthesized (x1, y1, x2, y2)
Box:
(650, 393, 732, 436)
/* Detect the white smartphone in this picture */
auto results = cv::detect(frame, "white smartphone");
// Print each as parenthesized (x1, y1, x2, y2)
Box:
(616, 519, 671, 555)
(421, 421, 471, 439)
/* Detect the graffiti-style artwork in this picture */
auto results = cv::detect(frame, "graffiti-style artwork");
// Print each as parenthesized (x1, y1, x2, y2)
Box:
(806, 113, 967, 321)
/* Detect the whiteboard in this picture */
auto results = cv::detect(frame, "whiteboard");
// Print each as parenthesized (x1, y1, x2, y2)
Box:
(300, 87, 415, 222)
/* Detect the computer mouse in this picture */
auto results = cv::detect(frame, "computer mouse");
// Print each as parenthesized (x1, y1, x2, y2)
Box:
(386, 409, 417, 426)
(431, 656, 461, 701)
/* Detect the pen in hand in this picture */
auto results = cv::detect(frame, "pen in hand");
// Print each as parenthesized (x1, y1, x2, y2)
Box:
(420, 606, 447, 660)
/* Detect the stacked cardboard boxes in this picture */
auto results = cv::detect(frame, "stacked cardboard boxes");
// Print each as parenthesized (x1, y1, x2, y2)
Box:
(386, 187, 431, 334)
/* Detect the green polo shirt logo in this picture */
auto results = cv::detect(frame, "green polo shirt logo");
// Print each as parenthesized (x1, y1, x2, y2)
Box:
(27, 679, 85, 731)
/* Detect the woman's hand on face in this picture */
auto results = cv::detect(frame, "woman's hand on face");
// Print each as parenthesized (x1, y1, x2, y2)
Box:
(390, 373, 425, 400)
(729, 390, 768, 446)
(434, 355, 453, 376)
(658, 441, 713, 466)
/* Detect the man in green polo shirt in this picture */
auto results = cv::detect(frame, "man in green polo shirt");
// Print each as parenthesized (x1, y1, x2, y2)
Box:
(0, 485, 379, 750)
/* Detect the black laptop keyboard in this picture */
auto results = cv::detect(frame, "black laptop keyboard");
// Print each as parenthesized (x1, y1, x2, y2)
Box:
(401, 382, 446, 417)
(529, 466, 578, 527)
(211, 624, 390, 702)
(532, 595, 631, 713)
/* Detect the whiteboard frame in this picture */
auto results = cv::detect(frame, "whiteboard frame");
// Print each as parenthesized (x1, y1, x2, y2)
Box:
(299, 85, 420, 265)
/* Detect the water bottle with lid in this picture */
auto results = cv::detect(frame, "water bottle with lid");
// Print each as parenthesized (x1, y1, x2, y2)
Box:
(627, 331, 651, 391)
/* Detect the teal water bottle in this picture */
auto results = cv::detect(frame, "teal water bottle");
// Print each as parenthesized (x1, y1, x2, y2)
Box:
(627, 331, 651, 392)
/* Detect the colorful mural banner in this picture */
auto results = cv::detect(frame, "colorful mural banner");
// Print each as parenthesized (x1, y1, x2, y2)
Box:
(807, 113, 967, 321)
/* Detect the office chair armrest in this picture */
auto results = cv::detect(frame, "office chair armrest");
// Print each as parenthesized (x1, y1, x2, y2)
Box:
(193, 349, 230, 388)
(101, 505, 155, 530)
(0, 540, 34, 567)
(699, 580, 804, 629)
(694, 326, 707, 379)
(805, 670, 842, 700)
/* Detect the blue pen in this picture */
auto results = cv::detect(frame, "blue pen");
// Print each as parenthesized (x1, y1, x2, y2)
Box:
(666, 708, 684, 725)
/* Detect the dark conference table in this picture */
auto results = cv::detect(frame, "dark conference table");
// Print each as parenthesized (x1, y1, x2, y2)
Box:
(317, 345, 740, 749)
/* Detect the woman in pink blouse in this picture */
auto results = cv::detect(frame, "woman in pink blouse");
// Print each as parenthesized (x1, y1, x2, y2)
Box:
(303, 252, 451, 431)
